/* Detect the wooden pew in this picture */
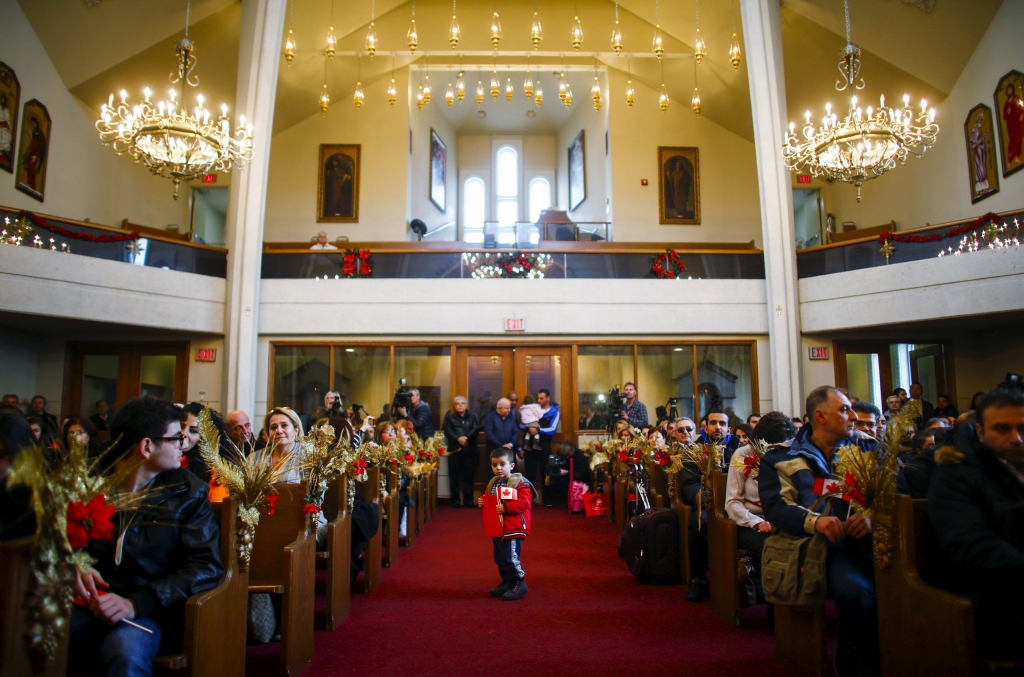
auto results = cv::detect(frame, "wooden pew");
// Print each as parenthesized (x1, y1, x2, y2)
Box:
(613, 462, 628, 532)
(1, 537, 68, 677)
(648, 464, 669, 508)
(248, 484, 316, 677)
(774, 605, 828, 677)
(415, 474, 426, 534)
(707, 470, 753, 628)
(383, 469, 401, 566)
(318, 476, 352, 631)
(429, 467, 438, 516)
(667, 472, 693, 586)
(400, 474, 416, 548)
(875, 495, 976, 676)
(600, 466, 614, 524)
(357, 467, 383, 593)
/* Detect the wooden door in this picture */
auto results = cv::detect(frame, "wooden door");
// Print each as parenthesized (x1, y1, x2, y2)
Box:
(909, 343, 956, 406)
(834, 342, 893, 410)
(64, 343, 190, 419)
(454, 348, 515, 492)
(514, 346, 574, 449)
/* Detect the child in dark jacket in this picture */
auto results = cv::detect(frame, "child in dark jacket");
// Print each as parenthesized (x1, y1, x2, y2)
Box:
(477, 447, 535, 601)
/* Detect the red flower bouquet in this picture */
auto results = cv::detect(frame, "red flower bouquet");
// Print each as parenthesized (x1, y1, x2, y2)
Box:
(66, 495, 116, 550)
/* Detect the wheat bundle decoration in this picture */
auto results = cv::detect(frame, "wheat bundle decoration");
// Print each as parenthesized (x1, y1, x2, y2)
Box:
(828, 400, 916, 571)
(8, 438, 152, 669)
(671, 441, 724, 528)
(196, 407, 294, 570)
(298, 422, 351, 521)
(581, 439, 612, 472)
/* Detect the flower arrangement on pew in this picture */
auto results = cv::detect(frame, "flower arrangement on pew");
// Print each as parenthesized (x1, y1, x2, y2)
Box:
(826, 400, 916, 571)
(670, 441, 724, 528)
(7, 438, 150, 669)
(582, 440, 612, 472)
(196, 408, 293, 571)
(298, 422, 351, 520)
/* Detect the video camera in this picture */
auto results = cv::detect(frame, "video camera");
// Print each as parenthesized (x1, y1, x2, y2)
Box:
(392, 378, 413, 419)
(998, 372, 1024, 392)
(665, 397, 679, 421)
(605, 386, 625, 426)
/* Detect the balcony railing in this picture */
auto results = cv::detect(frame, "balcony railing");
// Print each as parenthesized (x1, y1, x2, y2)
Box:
(796, 208, 1024, 278)
(0, 206, 228, 278)
(261, 240, 765, 280)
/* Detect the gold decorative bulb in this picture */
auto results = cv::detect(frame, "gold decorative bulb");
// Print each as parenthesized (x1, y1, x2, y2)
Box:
(353, 82, 364, 109)
(571, 16, 584, 51)
(284, 30, 296, 65)
(365, 22, 377, 58)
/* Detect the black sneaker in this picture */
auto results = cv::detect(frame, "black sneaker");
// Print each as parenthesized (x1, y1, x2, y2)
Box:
(489, 580, 513, 597)
(685, 576, 707, 602)
(502, 579, 528, 601)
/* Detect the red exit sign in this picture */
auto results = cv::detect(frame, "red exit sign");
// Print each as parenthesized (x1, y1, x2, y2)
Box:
(196, 348, 217, 362)
(808, 346, 829, 361)
(505, 317, 525, 332)
(202, 174, 217, 184)
(797, 174, 812, 185)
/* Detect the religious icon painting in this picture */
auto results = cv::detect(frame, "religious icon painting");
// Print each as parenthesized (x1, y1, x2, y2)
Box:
(0, 62, 20, 174)
(15, 99, 50, 202)
(429, 128, 446, 212)
(658, 146, 700, 225)
(964, 104, 1000, 204)
(568, 130, 586, 212)
(317, 144, 361, 222)
(993, 70, 1024, 178)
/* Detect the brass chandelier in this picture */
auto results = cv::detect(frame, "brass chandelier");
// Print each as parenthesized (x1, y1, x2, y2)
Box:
(781, 0, 938, 202)
(95, 0, 253, 199)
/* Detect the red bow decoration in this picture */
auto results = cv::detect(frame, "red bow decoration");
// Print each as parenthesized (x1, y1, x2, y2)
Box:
(66, 495, 116, 550)
(653, 450, 671, 467)
(302, 503, 321, 515)
(266, 493, 279, 515)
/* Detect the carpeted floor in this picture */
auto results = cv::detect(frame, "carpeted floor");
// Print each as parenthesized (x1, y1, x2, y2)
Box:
(247, 505, 797, 677)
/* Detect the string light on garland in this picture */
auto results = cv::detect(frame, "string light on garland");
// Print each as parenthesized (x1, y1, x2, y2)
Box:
(365, 0, 377, 58)
(729, 0, 742, 69)
(462, 251, 553, 279)
(611, 0, 623, 54)
(353, 56, 365, 109)
(571, 0, 584, 51)
(283, 0, 296, 64)
(653, 0, 664, 59)
(938, 217, 1022, 258)
(625, 57, 635, 108)
(449, 0, 461, 49)
(490, 11, 502, 49)
(531, 1, 543, 49)
(407, 0, 418, 52)
(693, 0, 706, 65)
(456, 55, 466, 102)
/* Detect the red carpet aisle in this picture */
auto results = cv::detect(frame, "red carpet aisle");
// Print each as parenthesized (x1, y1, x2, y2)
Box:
(247, 505, 794, 677)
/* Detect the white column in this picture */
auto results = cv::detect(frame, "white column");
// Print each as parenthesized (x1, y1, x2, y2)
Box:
(740, 0, 803, 416)
(223, 0, 286, 415)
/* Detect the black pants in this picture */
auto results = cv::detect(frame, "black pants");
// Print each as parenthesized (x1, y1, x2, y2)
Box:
(549, 474, 569, 508)
(447, 453, 477, 507)
(736, 525, 771, 582)
(492, 537, 525, 581)
(523, 451, 548, 504)
(688, 506, 708, 579)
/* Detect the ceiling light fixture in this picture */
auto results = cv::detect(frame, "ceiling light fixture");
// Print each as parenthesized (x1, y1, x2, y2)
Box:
(729, 0, 742, 70)
(449, 0, 461, 49)
(592, 59, 602, 111)
(531, 1, 543, 49)
(320, 55, 331, 115)
(491, 57, 500, 100)
(422, 57, 432, 104)
(96, 0, 253, 200)
(283, 0, 296, 64)
(659, 59, 669, 113)
(524, 56, 534, 99)
(535, 78, 543, 106)
(610, 0, 623, 54)
(626, 56, 635, 108)
(491, 11, 502, 49)
(353, 56, 365, 109)
(781, 0, 939, 202)
(407, 0, 418, 52)
(571, 0, 584, 52)
(691, 58, 701, 115)
(366, 0, 377, 58)
(387, 55, 397, 107)
(476, 72, 484, 107)
(456, 55, 466, 103)
(693, 0, 706, 65)
(446, 68, 455, 107)
(653, 0, 664, 59)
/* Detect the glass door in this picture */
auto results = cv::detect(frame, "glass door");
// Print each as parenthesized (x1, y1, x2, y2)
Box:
(834, 342, 894, 412)
(455, 348, 515, 492)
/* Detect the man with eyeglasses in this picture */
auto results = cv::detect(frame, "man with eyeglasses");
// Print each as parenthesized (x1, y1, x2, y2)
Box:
(68, 397, 223, 677)
(673, 417, 697, 445)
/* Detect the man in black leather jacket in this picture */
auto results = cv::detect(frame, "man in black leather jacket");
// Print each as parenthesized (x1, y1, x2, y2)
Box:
(442, 396, 480, 508)
(929, 388, 1024, 661)
(68, 397, 223, 677)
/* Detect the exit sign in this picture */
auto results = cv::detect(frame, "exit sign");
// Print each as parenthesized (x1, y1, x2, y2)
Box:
(202, 174, 217, 184)
(196, 348, 217, 362)
(797, 174, 812, 185)
(505, 317, 525, 332)
(808, 346, 829, 361)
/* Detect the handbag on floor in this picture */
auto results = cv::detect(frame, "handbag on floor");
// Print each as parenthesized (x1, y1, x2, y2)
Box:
(247, 592, 277, 645)
(568, 480, 589, 512)
(582, 492, 607, 517)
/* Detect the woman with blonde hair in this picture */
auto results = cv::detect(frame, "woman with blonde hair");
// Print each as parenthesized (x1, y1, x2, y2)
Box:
(262, 407, 328, 547)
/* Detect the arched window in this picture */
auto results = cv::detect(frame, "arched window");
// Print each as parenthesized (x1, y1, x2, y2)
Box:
(463, 177, 486, 243)
(528, 177, 551, 223)
(495, 146, 518, 227)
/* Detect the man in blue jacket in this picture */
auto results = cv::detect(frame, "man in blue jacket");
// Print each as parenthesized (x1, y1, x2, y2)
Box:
(485, 398, 519, 454)
(522, 389, 560, 507)
(759, 386, 879, 677)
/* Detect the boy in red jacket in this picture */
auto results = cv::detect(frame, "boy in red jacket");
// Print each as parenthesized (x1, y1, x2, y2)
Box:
(477, 447, 536, 601)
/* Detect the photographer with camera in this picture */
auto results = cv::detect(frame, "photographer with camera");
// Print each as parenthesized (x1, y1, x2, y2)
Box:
(314, 391, 343, 423)
(619, 383, 649, 429)
(392, 381, 434, 439)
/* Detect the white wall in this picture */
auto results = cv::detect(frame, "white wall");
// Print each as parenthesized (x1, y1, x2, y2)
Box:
(828, 1, 1024, 231)
(263, 70, 410, 243)
(408, 76, 458, 237)
(0, 1, 188, 230)
(607, 69, 763, 245)
(556, 80, 611, 224)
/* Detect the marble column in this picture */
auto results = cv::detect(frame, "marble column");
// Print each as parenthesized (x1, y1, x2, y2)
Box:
(740, 0, 803, 416)
(223, 0, 286, 415)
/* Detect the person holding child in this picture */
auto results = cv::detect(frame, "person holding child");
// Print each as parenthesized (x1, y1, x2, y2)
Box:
(477, 447, 536, 601)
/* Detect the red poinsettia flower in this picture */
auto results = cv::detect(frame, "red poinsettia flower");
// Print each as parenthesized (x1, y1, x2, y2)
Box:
(742, 455, 758, 477)
(418, 449, 427, 459)
(266, 493, 279, 515)
(302, 503, 321, 515)
(354, 458, 368, 473)
(404, 452, 415, 464)
(653, 450, 671, 467)
(359, 262, 372, 276)
(66, 495, 116, 551)
(630, 449, 643, 464)
(388, 458, 398, 466)
(844, 472, 866, 505)
(667, 271, 676, 278)
(342, 263, 356, 276)
(594, 444, 601, 452)
(668, 250, 679, 262)
(343, 252, 356, 264)
(426, 451, 434, 461)
(358, 249, 371, 260)
(438, 447, 446, 456)
(179, 455, 190, 469)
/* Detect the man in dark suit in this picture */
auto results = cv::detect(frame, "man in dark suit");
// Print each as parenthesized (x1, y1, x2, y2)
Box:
(90, 400, 110, 432)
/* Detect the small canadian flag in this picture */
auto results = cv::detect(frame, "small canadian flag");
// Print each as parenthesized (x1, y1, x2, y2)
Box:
(499, 486, 518, 501)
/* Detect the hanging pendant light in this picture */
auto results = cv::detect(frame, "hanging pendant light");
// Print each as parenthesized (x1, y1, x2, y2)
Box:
(625, 57, 635, 108)
(366, 0, 377, 58)
(658, 60, 669, 113)
(535, 80, 543, 106)
(408, 0, 418, 52)
(417, 86, 424, 110)
(491, 11, 502, 49)
(691, 59, 701, 115)
(592, 59, 602, 111)
(506, 75, 514, 103)
(456, 57, 466, 103)
(449, 0, 461, 49)
(284, 0, 296, 64)
(476, 75, 484, 107)
(319, 54, 331, 115)
(524, 57, 534, 99)
(729, 0, 742, 69)
(571, 0, 584, 51)
(387, 56, 397, 107)
(353, 56, 365, 108)
(565, 83, 573, 108)
(693, 0, 706, 65)
(652, 0, 663, 59)
(610, 0, 623, 54)
(446, 69, 455, 107)
(423, 61, 432, 104)
(491, 58, 500, 100)
(531, 3, 543, 50)
(326, 27, 336, 59)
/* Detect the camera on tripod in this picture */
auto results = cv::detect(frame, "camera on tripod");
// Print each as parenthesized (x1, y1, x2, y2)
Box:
(606, 386, 625, 419)
(665, 397, 679, 421)
(392, 378, 413, 418)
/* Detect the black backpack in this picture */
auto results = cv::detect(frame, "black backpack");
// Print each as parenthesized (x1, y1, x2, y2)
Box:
(618, 482, 680, 584)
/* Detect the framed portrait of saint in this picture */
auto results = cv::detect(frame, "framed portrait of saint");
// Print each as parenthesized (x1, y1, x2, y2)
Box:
(317, 144, 361, 222)
(0, 62, 20, 174)
(568, 130, 586, 212)
(964, 104, 1000, 204)
(15, 99, 50, 202)
(429, 128, 446, 212)
(658, 146, 700, 225)
(993, 70, 1024, 178)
